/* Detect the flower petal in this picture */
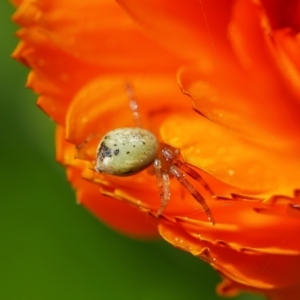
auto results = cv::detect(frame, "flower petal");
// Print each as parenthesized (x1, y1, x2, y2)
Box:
(13, 0, 181, 70)
(161, 113, 300, 194)
(178, 59, 300, 152)
(158, 192, 300, 296)
(12, 27, 101, 124)
(117, 0, 236, 63)
(65, 75, 190, 146)
(260, 0, 300, 31)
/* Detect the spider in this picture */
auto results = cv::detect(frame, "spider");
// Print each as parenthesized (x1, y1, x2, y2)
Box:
(94, 84, 215, 225)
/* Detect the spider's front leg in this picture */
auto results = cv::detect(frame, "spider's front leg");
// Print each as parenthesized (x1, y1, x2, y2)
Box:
(162, 147, 215, 225)
(162, 148, 214, 195)
(169, 165, 215, 225)
(154, 158, 171, 215)
(76, 133, 96, 150)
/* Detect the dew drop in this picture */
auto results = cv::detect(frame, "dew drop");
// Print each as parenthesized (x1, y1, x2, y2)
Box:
(81, 117, 89, 124)
(228, 169, 235, 176)
(188, 146, 194, 152)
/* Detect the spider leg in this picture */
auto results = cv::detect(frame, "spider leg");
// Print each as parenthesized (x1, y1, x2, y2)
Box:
(125, 82, 142, 128)
(154, 158, 171, 215)
(162, 148, 214, 195)
(175, 161, 214, 196)
(76, 132, 96, 150)
(169, 165, 215, 225)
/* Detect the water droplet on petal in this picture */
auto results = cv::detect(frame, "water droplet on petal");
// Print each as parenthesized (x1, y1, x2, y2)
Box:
(81, 117, 89, 124)
(228, 169, 235, 176)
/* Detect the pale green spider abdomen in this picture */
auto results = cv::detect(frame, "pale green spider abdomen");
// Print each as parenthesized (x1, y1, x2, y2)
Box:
(95, 128, 158, 176)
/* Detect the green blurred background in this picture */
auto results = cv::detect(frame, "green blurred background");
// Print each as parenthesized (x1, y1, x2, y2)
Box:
(1, 2, 264, 300)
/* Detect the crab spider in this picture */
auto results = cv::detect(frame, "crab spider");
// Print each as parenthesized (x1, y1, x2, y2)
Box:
(94, 84, 215, 225)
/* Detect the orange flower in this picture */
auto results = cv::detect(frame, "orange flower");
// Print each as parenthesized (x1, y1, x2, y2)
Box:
(12, 0, 300, 299)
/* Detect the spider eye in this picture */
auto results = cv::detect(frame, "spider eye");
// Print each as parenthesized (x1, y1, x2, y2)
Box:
(95, 128, 158, 176)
